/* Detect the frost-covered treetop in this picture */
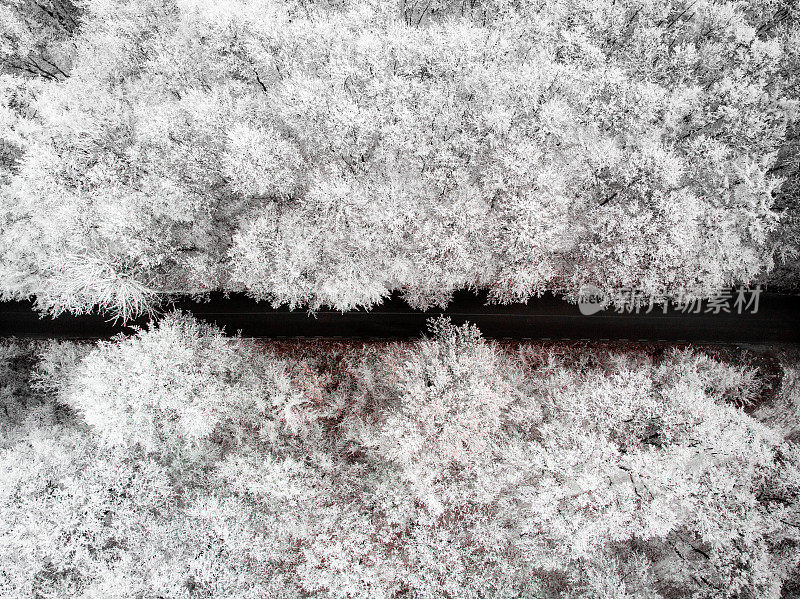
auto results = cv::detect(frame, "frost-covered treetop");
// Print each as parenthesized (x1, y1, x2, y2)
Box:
(0, 0, 798, 318)
(1, 315, 798, 597)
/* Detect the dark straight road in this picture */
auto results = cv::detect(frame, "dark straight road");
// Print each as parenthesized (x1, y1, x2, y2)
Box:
(1, 290, 799, 342)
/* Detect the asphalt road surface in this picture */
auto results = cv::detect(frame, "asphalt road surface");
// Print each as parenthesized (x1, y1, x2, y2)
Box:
(1, 290, 799, 342)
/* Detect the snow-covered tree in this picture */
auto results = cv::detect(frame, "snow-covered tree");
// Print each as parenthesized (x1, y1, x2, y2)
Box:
(0, 0, 797, 317)
(0, 0, 78, 81)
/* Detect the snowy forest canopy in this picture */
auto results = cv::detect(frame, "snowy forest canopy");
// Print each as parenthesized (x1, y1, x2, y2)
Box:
(1, 315, 799, 597)
(0, 0, 798, 319)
